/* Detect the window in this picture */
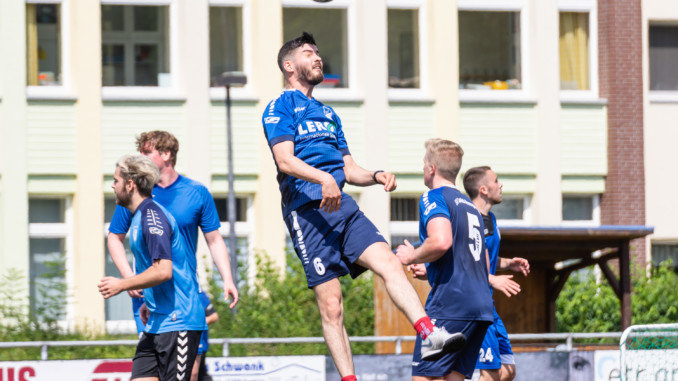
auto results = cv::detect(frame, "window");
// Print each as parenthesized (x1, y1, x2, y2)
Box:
(101, 5, 170, 86)
(562, 195, 599, 223)
(651, 243, 678, 270)
(28, 198, 71, 319)
(26, 3, 62, 86)
(649, 25, 678, 91)
(559, 12, 590, 90)
(493, 196, 527, 221)
(458, 11, 521, 90)
(390, 196, 419, 249)
(209, 6, 244, 87)
(214, 196, 252, 271)
(213, 196, 248, 222)
(388, 9, 419, 88)
(283, 7, 348, 88)
(103, 198, 135, 325)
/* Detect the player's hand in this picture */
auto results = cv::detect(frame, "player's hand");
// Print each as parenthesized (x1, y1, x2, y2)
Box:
(319, 174, 342, 213)
(127, 289, 143, 298)
(223, 282, 239, 309)
(407, 263, 427, 280)
(489, 274, 521, 298)
(139, 303, 150, 325)
(375, 171, 397, 192)
(508, 257, 530, 276)
(98, 276, 124, 299)
(395, 239, 416, 265)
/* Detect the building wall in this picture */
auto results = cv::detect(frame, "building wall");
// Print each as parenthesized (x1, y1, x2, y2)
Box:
(0, 0, 612, 332)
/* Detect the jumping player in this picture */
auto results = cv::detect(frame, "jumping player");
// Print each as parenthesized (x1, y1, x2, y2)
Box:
(99, 155, 205, 380)
(396, 139, 494, 381)
(262, 32, 465, 381)
(463, 166, 530, 381)
(107, 131, 238, 335)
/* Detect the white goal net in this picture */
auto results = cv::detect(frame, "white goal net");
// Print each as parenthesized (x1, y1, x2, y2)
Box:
(620, 323, 678, 381)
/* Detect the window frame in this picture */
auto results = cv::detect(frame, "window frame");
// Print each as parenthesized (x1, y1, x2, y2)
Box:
(647, 21, 678, 103)
(25, 0, 75, 100)
(494, 194, 532, 226)
(558, 0, 600, 102)
(281, 0, 357, 100)
(457, 0, 531, 103)
(208, 0, 254, 101)
(214, 194, 254, 267)
(386, 0, 429, 101)
(100, 0, 181, 101)
(28, 196, 74, 326)
(389, 194, 420, 247)
(561, 193, 600, 226)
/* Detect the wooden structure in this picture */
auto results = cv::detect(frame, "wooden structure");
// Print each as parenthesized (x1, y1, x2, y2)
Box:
(374, 225, 653, 354)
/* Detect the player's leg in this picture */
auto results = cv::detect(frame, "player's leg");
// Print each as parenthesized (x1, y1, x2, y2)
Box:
(479, 369, 501, 381)
(313, 278, 354, 377)
(494, 316, 516, 381)
(156, 330, 202, 381)
(190, 354, 202, 381)
(131, 332, 160, 381)
(476, 323, 502, 381)
(499, 364, 516, 381)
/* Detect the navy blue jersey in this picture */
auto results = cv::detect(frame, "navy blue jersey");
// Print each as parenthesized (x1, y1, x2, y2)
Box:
(262, 89, 351, 215)
(419, 186, 493, 321)
(129, 198, 206, 333)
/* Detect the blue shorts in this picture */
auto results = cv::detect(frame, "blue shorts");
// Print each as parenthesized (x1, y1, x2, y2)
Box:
(284, 194, 387, 288)
(412, 319, 491, 379)
(475, 310, 515, 370)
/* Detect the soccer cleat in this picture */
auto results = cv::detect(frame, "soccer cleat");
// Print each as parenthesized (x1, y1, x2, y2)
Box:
(420, 326, 467, 361)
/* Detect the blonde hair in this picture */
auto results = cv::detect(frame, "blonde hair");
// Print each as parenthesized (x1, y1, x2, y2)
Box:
(116, 155, 160, 197)
(425, 139, 464, 181)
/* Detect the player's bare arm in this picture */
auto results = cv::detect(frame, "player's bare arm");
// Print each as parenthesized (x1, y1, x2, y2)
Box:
(98, 259, 172, 299)
(488, 274, 521, 298)
(203, 229, 239, 309)
(106, 232, 143, 298)
(498, 257, 530, 276)
(396, 217, 453, 265)
(343, 155, 397, 191)
(271, 140, 342, 213)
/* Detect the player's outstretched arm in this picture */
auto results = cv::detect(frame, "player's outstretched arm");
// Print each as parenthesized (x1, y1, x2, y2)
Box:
(98, 259, 172, 299)
(271, 141, 342, 213)
(203, 230, 239, 309)
(343, 155, 397, 191)
(395, 218, 452, 265)
(498, 257, 530, 276)
(107, 232, 143, 298)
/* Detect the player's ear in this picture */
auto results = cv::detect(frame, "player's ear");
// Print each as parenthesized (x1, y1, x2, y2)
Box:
(159, 150, 171, 163)
(479, 184, 489, 196)
(283, 60, 294, 75)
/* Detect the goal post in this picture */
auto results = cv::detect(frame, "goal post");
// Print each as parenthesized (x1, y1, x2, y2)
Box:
(620, 323, 678, 381)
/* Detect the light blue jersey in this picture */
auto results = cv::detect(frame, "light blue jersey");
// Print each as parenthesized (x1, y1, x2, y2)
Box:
(130, 198, 206, 333)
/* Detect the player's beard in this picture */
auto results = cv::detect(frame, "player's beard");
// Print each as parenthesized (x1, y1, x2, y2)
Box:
(299, 65, 324, 86)
(115, 188, 132, 208)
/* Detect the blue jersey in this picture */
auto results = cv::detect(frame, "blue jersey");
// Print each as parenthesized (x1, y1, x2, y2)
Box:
(198, 290, 215, 354)
(109, 175, 221, 257)
(262, 89, 351, 215)
(129, 198, 206, 333)
(419, 186, 493, 321)
(484, 212, 501, 277)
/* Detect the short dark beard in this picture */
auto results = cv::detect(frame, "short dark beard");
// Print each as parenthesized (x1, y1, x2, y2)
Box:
(115, 188, 132, 208)
(299, 64, 324, 85)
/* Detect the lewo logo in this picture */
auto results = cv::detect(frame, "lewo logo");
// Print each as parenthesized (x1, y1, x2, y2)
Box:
(90, 360, 133, 381)
(297, 121, 335, 135)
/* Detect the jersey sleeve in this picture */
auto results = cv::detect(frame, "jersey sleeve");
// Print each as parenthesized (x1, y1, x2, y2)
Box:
(108, 205, 132, 234)
(141, 205, 172, 262)
(263, 97, 295, 147)
(419, 190, 451, 229)
(199, 292, 216, 317)
(333, 113, 351, 156)
(198, 185, 221, 233)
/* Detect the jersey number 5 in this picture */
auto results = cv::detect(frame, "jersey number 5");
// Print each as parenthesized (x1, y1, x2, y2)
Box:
(467, 212, 482, 261)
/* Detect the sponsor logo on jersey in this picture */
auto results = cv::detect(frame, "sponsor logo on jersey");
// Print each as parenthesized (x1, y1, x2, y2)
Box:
(149, 227, 164, 236)
(454, 197, 477, 210)
(296, 121, 336, 138)
(323, 106, 333, 119)
(264, 116, 280, 124)
(294, 106, 306, 113)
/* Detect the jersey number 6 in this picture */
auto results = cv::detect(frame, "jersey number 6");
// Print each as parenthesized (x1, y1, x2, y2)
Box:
(467, 212, 482, 261)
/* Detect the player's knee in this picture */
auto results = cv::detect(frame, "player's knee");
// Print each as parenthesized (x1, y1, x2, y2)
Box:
(374, 253, 405, 278)
(318, 296, 344, 324)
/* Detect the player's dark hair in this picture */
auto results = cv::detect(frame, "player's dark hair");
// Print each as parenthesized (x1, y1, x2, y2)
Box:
(277, 32, 317, 73)
(463, 166, 492, 199)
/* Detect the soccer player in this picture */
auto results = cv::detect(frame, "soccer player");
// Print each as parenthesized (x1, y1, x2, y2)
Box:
(463, 166, 530, 381)
(99, 155, 206, 380)
(395, 139, 494, 381)
(262, 32, 465, 381)
(192, 290, 218, 381)
(107, 131, 238, 335)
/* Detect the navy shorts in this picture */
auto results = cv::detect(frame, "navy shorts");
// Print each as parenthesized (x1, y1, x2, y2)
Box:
(284, 194, 387, 288)
(476, 310, 515, 370)
(412, 319, 491, 379)
(132, 330, 201, 380)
